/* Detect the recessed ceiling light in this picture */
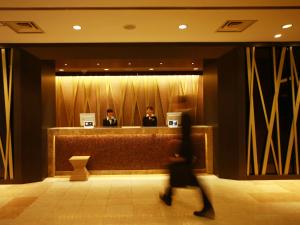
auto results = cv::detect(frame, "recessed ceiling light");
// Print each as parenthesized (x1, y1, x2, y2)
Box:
(282, 24, 293, 29)
(149, 68, 154, 71)
(274, 33, 282, 39)
(179, 24, 188, 30)
(193, 67, 199, 71)
(73, 25, 82, 30)
(124, 24, 136, 30)
(58, 69, 64, 72)
(104, 68, 109, 71)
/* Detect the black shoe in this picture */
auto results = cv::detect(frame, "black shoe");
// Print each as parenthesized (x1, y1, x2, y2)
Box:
(193, 207, 215, 219)
(159, 193, 172, 206)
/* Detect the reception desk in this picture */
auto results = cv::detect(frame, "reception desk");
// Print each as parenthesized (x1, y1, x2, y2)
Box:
(48, 126, 213, 176)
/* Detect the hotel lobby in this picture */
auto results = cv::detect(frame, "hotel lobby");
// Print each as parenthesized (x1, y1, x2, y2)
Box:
(1, 0, 300, 224)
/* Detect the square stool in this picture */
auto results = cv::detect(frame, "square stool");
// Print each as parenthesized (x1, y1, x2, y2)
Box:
(69, 156, 91, 181)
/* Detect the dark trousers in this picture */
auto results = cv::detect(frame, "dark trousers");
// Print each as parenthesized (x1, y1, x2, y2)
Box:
(165, 162, 212, 209)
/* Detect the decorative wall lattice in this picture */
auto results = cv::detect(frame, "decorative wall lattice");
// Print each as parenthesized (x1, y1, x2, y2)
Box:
(0, 48, 14, 180)
(246, 46, 300, 176)
(56, 75, 203, 127)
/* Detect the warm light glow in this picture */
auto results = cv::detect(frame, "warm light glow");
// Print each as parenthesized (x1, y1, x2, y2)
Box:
(159, 62, 163, 65)
(73, 25, 82, 30)
(104, 68, 109, 71)
(193, 67, 199, 71)
(59, 69, 64, 72)
(97, 63, 100, 66)
(149, 68, 154, 71)
(282, 24, 293, 29)
(128, 62, 132, 66)
(274, 33, 282, 39)
(192, 62, 195, 65)
(55, 75, 202, 127)
(178, 24, 187, 30)
(64, 63, 68, 66)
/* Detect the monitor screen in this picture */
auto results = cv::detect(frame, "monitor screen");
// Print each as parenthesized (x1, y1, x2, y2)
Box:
(80, 113, 96, 127)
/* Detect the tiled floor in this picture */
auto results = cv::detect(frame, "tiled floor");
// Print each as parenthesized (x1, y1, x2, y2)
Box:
(1, 175, 300, 225)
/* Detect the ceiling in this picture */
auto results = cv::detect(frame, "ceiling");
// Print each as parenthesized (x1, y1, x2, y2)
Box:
(24, 45, 233, 72)
(0, 0, 299, 43)
(1, 0, 299, 73)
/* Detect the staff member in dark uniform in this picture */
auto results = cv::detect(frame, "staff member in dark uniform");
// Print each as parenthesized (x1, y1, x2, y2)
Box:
(103, 109, 118, 127)
(142, 106, 157, 127)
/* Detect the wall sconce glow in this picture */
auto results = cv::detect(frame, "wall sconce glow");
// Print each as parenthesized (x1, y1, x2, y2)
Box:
(193, 67, 199, 71)
(274, 34, 282, 39)
(59, 69, 64, 72)
(149, 68, 154, 71)
(282, 24, 292, 29)
(192, 62, 195, 65)
(97, 63, 100, 66)
(178, 24, 188, 30)
(104, 68, 109, 71)
(159, 62, 163, 65)
(64, 63, 68, 66)
(73, 25, 82, 30)
(128, 62, 132, 66)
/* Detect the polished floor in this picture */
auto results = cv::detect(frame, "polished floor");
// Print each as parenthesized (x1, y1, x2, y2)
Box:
(0, 175, 300, 225)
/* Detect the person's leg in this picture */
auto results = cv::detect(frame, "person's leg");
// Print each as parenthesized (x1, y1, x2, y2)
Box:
(160, 163, 178, 206)
(192, 176, 215, 218)
(160, 186, 173, 206)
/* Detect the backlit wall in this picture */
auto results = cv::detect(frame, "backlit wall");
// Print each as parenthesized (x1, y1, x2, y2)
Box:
(56, 75, 203, 127)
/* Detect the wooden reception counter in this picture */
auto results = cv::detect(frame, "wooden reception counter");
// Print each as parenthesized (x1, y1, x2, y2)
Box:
(48, 126, 213, 176)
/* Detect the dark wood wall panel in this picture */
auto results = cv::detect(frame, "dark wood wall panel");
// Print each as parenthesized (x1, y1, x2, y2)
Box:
(41, 61, 56, 179)
(217, 47, 247, 179)
(13, 49, 43, 183)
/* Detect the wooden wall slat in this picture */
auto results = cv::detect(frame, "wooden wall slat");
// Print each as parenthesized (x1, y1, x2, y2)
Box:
(0, 48, 14, 180)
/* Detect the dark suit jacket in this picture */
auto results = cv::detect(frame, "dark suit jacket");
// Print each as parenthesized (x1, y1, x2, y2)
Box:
(142, 115, 157, 127)
(179, 112, 193, 165)
(169, 111, 198, 188)
(103, 118, 118, 127)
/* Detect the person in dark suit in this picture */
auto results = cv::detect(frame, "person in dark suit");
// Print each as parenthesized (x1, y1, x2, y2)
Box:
(103, 109, 118, 127)
(159, 95, 215, 219)
(142, 106, 157, 127)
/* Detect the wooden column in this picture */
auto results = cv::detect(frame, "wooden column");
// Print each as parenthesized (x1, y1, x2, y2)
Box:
(217, 47, 247, 179)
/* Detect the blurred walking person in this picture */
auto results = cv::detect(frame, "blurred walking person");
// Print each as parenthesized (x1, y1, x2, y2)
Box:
(159, 95, 215, 218)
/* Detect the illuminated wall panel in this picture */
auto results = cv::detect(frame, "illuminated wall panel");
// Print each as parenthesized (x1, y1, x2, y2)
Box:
(56, 75, 203, 127)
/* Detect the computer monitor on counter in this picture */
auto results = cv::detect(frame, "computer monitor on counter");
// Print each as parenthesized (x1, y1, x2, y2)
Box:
(80, 113, 96, 127)
(166, 112, 182, 128)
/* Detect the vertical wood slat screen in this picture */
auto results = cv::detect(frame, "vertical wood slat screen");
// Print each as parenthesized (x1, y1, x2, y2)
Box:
(56, 75, 203, 127)
(246, 46, 300, 176)
(0, 48, 14, 180)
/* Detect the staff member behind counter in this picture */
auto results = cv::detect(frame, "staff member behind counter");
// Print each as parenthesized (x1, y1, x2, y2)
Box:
(103, 108, 118, 127)
(142, 106, 157, 127)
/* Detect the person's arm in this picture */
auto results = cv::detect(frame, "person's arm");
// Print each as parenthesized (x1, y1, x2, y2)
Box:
(142, 116, 146, 126)
(103, 119, 107, 126)
(153, 116, 157, 126)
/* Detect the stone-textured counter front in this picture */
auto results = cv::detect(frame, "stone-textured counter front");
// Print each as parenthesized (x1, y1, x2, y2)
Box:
(48, 126, 213, 176)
